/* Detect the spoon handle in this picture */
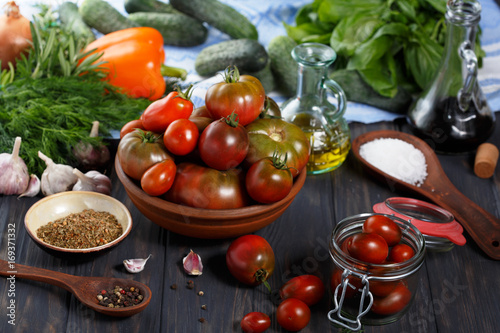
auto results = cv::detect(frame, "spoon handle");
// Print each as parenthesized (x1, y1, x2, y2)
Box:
(0, 259, 78, 293)
(429, 184, 500, 260)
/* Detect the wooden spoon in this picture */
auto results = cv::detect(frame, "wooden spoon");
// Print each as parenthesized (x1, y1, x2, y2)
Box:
(351, 130, 500, 260)
(0, 260, 151, 317)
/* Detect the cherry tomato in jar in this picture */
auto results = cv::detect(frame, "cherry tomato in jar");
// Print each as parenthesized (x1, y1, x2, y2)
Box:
(120, 119, 145, 139)
(140, 159, 176, 196)
(226, 235, 275, 288)
(276, 298, 311, 332)
(330, 267, 362, 299)
(362, 215, 402, 246)
(240, 312, 271, 333)
(245, 152, 293, 204)
(205, 66, 265, 126)
(280, 275, 325, 306)
(163, 119, 199, 156)
(198, 112, 249, 170)
(371, 281, 412, 315)
(388, 244, 415, 263)
(141, 85, 194, 133)
(347, 233, 389, 264)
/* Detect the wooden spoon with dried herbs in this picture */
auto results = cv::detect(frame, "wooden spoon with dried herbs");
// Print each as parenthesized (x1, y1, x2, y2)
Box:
(0, 259, 152, 317)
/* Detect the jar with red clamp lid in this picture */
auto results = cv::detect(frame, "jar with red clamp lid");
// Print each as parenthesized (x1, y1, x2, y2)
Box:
(328, 213, 426, 331)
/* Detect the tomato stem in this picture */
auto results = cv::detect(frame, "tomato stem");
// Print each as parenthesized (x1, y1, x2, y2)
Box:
(221, 65, 240, 83)
(255, 269, 272, 294)
(223, 111, 240, 128)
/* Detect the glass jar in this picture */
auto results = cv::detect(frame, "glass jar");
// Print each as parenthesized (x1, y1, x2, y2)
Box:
(407, 0, 494, 153)
(281, 43, 351, 174)
(328, 213, 426, 331)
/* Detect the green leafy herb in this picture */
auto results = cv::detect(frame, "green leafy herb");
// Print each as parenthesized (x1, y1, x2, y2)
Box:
(286, 0, 484, 98)
(0, 5, 151, 176)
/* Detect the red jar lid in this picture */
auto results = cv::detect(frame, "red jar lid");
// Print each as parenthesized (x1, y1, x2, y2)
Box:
(373, 197, 466, 246)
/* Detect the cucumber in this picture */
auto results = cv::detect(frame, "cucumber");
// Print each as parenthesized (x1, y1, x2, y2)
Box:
(170, 0, 258, 40)
(243, 59, 275, 94)
(128, 12, 207, 46)
(195, 39, 268, 77)
(79, 0, 139, 35)
(58, 2, 95, 43)
(330, 69, 413, 114)
(267, 35, 298, 97)
(124, 0, 179, 14)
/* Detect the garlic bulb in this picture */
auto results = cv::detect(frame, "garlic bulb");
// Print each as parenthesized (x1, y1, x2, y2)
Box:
(72, 168, 112, 195)
(0, 137, 30, 195)
(18, 174, 41, 198)
(38, 151, 78, 196)
(72, 121, 110, 172)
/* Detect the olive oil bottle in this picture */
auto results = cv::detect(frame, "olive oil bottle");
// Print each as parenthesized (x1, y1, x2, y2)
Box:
(281, 43, 351, 174)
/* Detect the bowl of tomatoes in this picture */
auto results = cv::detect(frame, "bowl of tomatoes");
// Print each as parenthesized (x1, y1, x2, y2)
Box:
(115, 155, 306, 239)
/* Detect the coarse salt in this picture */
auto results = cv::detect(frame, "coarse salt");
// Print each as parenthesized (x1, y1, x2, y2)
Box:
(359, 138, 427, 186)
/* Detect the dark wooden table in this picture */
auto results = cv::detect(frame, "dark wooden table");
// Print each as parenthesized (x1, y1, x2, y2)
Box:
(1, 118, 499, 333)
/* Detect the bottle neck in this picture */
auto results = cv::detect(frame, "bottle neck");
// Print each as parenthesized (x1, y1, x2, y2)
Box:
(296, 64, 328, 99)
(443, 0, 480, 61)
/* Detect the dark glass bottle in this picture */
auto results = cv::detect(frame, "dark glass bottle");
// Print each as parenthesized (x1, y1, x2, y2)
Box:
(407, 0, 494, 154)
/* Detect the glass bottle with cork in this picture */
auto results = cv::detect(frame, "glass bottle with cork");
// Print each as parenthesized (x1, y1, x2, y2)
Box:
(407, 0, 494, 154)
(281, 43, 351, 174)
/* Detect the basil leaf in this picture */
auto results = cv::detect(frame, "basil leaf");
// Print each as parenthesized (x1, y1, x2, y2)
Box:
(404, 31, 443, 90)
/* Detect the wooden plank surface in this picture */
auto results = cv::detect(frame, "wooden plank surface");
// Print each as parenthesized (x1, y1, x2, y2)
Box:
(1, 119, 499, 332)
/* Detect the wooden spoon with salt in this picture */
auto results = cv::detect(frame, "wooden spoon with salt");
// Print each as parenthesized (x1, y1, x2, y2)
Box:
(0, 260, 151, 317)
(351, 130, 500, 260)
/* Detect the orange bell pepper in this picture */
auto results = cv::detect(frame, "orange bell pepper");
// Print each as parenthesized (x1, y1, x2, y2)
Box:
(83, 27, 167, 101)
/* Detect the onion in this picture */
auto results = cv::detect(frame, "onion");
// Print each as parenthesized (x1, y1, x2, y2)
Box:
(0, 1, 32, 70)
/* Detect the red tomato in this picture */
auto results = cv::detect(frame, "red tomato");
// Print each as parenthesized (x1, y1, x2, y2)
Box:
(245, 119, 310, 178)
(369, 279, 399, 297)
(347, 233, 389, 264)
(276, 298, 311, 332)
(362, 215, 402, 246)
(226, 235, 275, 287)
(388, 244, 415, 263)
(205, 66, 265, 126)
(371, 281, 412, 315)
(280, 275, 325, 306)
(120, 119, 145, 139)
(240, 312, 271, 333)
(117, 130, 173, 180)
(140, 159, 176, 196)
(245, 155, 293, 204)
(163, 119, 199, 156)
(198, 113, 249, 170)
(141, 85, 194, 133)
(163, 162, 249, 209)
(340, 236, 353, 255)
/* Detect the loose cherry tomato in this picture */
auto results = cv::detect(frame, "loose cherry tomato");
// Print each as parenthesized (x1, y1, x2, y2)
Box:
(276, 298, 311, 332)
(198, 112, 249, 170)
(280, 275, 325, 306)
(362, 215, 402, 246)
(371, 281, 412, 315)
(120, 119, 145, 139)
(388, 244, 415, 263)
(245, 152, 293, 204)
(140, 159, 176, 196)
(347, 233, 389, 264)
(141, 85, 194, 133)
(240, 312, 271, 333)
(205, 66, 265, 126)
(163, 119, 199, 156)
(226, 235, 275, 287)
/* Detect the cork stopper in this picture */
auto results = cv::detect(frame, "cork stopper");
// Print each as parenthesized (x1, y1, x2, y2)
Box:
(474, 143, 499, 178)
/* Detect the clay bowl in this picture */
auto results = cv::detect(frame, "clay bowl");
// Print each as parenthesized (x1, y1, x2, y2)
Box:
(115, 156, 307, 239)
(25, 191, 132, 254)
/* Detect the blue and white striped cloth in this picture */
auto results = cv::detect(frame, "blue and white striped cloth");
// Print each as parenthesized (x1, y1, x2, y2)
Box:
(17, 0, 500, 123)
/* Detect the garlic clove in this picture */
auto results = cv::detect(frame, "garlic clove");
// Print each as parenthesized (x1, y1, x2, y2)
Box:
(18, 174, 41, 198)
(123, 254, 152, 273)
(183, 249, 203, 276)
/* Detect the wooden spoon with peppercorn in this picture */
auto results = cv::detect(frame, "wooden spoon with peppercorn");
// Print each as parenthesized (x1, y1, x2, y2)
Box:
(0, 259, 151, 317)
